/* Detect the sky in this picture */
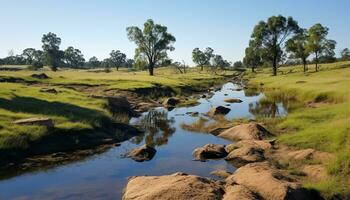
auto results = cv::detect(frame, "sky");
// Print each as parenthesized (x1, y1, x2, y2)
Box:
(1, 0, 350, 65)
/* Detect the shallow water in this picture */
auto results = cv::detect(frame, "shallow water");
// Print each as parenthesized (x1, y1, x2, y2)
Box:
(0, 82, 287, 200)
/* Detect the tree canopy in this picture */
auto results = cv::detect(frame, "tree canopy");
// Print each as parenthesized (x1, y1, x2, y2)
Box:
(192, 47, 214, 70)
(127, 19, 176, 75)
(42, 32, 62, 71)
(250, 15, 299, 75)
(286, 29, 310, 72)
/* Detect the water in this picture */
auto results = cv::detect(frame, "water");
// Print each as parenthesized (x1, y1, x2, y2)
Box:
(0, 82, 288, 200)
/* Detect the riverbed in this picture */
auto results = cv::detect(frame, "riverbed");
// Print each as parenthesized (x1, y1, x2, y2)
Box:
(0, 82, 287, 200)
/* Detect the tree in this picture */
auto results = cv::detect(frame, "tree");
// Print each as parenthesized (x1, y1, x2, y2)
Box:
(243, 40, 263, 72)
(192, 47, 214, 70)
(285, 29, 310, 72)
(127, 19, 176, 75)
(63, 46, 85, 68)
(233, 61, 243, 68)
(109, 50, 126, 70)
(250, 15, 299, 75)
(212, 54, 230, 70)
(306, 23, 336, 72)
(42, 32, 62, 71)
(340, 48, 350, 61)
(22, 48, 37, 65)
(87, 56, 101, 68)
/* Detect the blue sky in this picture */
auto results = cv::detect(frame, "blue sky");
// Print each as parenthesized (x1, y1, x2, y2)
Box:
(1, 0, 349, 64)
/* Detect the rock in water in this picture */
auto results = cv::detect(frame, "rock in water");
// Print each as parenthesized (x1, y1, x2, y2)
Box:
(123, 172, 224, 200)
(162, 97, 180, 108)
(192, 144, 228, 161)
(208, 106, 231, 116)
(126, 145, 156, 162)
(14, 117, 54, 127)
(224, 98, 243, 103)
(218, 123, 271, 141)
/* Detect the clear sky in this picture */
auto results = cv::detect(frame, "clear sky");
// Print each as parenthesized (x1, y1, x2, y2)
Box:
(1, 0, 349, 65)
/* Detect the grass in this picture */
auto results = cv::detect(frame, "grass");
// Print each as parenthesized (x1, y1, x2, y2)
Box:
(0, 66, 228, 153)
(247, 61, 350, 198)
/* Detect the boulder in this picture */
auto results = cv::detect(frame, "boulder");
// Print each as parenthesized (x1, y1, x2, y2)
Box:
(123, 172, 224, 200)
(218, 123, 271, 141)
(208, 106, 231, 116)
(223, 185, 259, 200)
(14, 117, 54, 127)
(286, 148, 316, 160)
(31, 73, 49, 79)
(210, 170, 232, 179)
(192, 144, 228, 161)
(126, 145, 156, 162)
(226, 162, 309, 200)
(224, 98, 243, 103)
(162, 97, 180, 108)
(225, 140, 272, 153)
(225, 145, 265, 167)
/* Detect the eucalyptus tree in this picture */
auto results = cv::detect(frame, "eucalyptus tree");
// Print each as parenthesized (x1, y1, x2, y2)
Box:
(243, 39, 263, 72)
(42, 32, 62, 71)
(127, 19, 176, 75)
(109, 50, 126, 70)
(87, 56, 101, 68)
(285, 29, 310, 72)
(22, 48, 37, 65)
(250, 15, 299, 75)
(64, 46, 85, 68)
(306, 23, 336, 71)
(341, 48, 350, 61)
(192, 47, 214, 70)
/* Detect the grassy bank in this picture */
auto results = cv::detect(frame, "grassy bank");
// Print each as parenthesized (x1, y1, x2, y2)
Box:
(0, 66, 230, 165)
(247, 61, 350, 198)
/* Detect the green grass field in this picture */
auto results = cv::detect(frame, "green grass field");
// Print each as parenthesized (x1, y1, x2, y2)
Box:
(0, 66, 228, 152)
(247, 61, 350, 198)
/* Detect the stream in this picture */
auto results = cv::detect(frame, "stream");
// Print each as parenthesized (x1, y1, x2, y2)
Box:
(0, 82, 288, 200)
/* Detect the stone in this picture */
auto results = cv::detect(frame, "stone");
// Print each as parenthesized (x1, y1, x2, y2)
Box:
(218, 123, 271, 141)
(126, 145, 156, 162)
(14, 117, 54, 127)
(123, 172, 224, 200)
(192, 144, 228, 161)
(208, 106, 231, 116)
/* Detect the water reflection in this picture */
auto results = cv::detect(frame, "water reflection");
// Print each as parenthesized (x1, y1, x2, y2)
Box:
(130, 109, 176, 147)
(249, 98, 288, 118)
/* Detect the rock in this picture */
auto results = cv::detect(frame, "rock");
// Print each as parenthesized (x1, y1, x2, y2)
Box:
(39, 88, 57, 94)
(192, 144, 228, 161)
(106, 96, 136, 116)
(224, 98, 243, 103)
(162, 97, 180, 108)
(218, 123, 271, 141)
(225, 145, 265, 167)
(14, 117, 54, 127)
(126, 145, 156, 162)
(223, 185, 259, 200)
(210, 170, 232, 179)
(186, 111, 199, 117)
(123, 172, 224, 200)
(201, 94, 207, 98)
(286, 148, 315, 160)
(208, 106, 231, 116)
(225, 140, 272, 153)
(226, 162, 309, 200)
(224, 94, 228, 96)
(31, 73, 49, 79)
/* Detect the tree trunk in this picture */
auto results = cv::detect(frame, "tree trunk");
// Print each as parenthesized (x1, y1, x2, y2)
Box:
(252, 66, 255, 73)
(116, 66, 119, 71)
(272, 51, 277, 76)
(315, 52, 318, 72)
(148, 62, 154, 76)
(302, 58, 307, 73)
(201, 65, 204, 71)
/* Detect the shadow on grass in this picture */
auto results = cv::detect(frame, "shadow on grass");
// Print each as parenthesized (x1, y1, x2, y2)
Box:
(0, 95, 107, 124)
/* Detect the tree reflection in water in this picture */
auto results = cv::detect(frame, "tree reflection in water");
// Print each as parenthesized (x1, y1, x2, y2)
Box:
(249, 98, 286, 118)
(130, 109, 175, 147)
